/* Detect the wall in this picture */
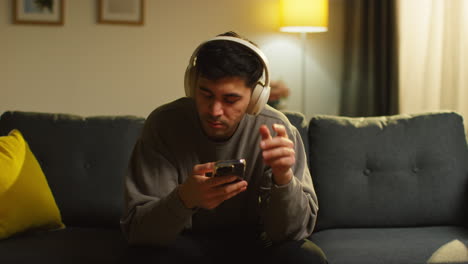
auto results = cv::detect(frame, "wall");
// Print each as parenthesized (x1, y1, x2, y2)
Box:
(1, 0, 343, 120)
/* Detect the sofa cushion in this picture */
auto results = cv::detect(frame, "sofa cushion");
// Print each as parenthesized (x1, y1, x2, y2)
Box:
(0, 111, 144, 228)
(310, 226, 468, 264)
(308, 112, 468, 230)
(0, 227, 128, 263)
(0, 227, 211, 264)
(0, 129, 64, 239)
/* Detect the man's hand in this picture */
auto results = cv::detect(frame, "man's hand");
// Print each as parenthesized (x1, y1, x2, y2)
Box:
(178, 162, 248, 209)
(259, 124, 295, 186)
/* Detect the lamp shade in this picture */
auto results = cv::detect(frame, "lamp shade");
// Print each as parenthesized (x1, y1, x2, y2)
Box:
(280, 0, 328, 33)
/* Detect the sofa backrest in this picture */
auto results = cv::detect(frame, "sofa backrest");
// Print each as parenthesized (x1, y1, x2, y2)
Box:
(282, 110, 310, 158)
(308, 111, 468, 231)
(0, 111, 144, 228)
(0, 110, 307, 229)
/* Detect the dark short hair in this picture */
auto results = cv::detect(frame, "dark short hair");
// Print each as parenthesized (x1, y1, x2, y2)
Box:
(195, 31, 264, 89)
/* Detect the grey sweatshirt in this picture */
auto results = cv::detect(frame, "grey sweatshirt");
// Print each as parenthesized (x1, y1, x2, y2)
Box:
(120, 98, 318, 246)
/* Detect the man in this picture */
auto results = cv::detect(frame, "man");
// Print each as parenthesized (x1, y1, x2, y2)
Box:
(120, 31, 326, 263)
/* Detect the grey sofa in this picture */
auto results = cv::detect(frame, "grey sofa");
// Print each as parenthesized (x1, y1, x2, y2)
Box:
(0, 110, 467, 264)
(308, 112, 468, 264)
(0, 111, 144, 263)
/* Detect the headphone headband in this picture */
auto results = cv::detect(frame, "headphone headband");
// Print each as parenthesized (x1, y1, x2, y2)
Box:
(184, 35, 271, 115)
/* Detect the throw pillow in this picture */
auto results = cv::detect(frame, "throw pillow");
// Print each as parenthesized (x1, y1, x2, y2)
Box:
(0, 129, 64, 239)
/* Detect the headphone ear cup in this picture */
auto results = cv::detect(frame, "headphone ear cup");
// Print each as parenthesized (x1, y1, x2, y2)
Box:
(247, 84, 271, 115)
(184, 64, 197, 97)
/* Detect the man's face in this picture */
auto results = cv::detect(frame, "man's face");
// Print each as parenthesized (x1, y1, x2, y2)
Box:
(195, 76, 251, 141)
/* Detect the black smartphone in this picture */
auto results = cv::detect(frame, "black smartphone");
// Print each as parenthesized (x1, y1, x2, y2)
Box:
(214, 159, 246, 180)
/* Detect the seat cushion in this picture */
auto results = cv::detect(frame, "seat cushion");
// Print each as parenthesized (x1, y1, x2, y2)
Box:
(0, 227, 208, 264)
(310, 226, 468, 264)
(308, 112, 468, 230)
(0, 227, 128, 263)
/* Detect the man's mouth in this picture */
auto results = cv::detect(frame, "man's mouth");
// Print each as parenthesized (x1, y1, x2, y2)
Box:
(207, 119, 225, 129)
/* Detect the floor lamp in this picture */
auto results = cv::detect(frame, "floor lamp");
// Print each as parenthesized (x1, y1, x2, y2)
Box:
(279, 0, 328, 115)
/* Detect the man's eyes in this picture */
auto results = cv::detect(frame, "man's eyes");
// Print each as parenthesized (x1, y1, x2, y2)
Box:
(200, 90, 241, 104)
(203, 93, 213, 99)
(225, 98, 240, 104)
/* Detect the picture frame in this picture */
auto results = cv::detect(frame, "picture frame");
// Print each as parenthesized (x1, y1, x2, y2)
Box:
(97, 0, 144, 25)
(13, 0, 65, 25)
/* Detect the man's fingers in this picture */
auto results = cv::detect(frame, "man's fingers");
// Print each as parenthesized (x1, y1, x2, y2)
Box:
(220, 185, 247, 201)
(205, 184, 248, 210)
(259, 125, 272, 140)
(261, 137, 294, 150)
(192, 162, 214, 176)
(207, 175, 239, 187)
(273, 124, 288, 138)
(213, 180, 248, 199)
(260, 124, 290, 150)
(203, 180, 248, 209)
(262, 146, 295, 160)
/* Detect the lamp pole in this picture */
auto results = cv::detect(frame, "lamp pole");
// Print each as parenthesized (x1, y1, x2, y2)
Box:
(301, 32, 307, 115)
(279, 0, 329, 114)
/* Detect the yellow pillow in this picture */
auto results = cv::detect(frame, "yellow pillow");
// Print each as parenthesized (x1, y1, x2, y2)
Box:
(0, 129, 64, 239)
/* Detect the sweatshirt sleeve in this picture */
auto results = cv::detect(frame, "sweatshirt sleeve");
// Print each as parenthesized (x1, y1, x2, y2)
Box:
(262, 126, 318, 242)
(120, 118, 195, 246)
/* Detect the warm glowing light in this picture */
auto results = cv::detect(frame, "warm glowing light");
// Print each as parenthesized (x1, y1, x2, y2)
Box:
(279, 0, 329, 33)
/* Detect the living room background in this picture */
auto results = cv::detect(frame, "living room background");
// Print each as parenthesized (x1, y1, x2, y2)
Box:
(1, 0, 344, 120)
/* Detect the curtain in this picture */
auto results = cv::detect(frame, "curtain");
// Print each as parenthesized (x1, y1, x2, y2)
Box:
(398, 0, 468, 131)
(340, 0, 399, 117)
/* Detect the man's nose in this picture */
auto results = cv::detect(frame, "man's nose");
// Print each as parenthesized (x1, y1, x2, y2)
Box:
(209, 100, 223, 116)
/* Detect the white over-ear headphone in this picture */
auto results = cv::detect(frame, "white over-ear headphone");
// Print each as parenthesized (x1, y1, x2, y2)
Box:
(184, 36, 271, 116)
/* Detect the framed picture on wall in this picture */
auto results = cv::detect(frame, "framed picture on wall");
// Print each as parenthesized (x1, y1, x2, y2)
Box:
(97, 0, 144, 25)
(13, 0, 64, 25)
